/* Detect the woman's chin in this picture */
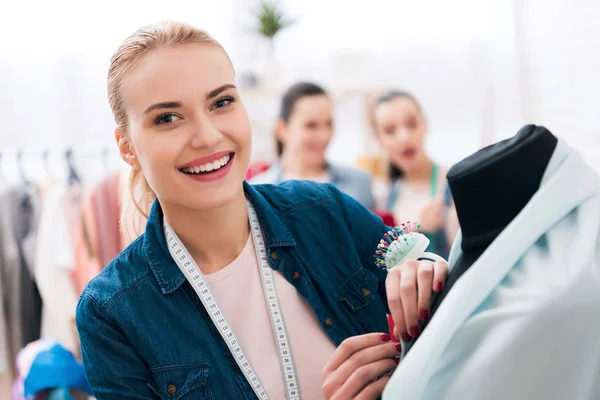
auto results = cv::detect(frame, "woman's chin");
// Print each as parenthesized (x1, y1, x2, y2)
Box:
(171, 184, 244, 212)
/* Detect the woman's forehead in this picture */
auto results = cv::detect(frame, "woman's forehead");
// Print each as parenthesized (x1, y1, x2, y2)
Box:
(122, 44, 235, 114)
(378, 97, 420, 119)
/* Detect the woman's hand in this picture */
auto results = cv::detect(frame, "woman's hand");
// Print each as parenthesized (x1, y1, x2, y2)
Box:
(385, 259, 448, 341)
(417, 199, 445, 233)
(322, 333, 401, 400)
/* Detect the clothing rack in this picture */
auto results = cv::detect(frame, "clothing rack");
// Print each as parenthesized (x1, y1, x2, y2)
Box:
(0, 147, 119, 184)
(1, 148, 125, 398)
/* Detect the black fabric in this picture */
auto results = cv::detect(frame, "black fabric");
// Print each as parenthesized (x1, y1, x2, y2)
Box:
(417, 125, 558, 338)
(448, 124, 557, 252)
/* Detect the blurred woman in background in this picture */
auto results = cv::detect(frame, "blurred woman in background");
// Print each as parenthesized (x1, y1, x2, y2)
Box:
(372, 90, 459, 259)
(251, 82, 374, 209)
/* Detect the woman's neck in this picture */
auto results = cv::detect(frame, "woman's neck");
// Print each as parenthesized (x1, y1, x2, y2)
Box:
(404, 157, 434, 184)
(161, 191, 250, 275)
(281, 153, 327, 179)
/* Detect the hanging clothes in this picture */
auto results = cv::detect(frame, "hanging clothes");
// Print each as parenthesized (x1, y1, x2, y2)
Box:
(91, 173, 121, 268)
(34, 184, 81, 355)
(72, 173, 123, 294)
(0, 183, 43, 377)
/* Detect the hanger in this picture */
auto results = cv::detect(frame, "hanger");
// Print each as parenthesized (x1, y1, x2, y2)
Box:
(16, 149, 30, 184)
(65, 148, 81, 186)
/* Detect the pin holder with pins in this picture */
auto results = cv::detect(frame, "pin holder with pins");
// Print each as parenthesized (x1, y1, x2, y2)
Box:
(373, 220, 446, 271)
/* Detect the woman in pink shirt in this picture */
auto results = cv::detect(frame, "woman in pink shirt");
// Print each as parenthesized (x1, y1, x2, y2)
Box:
(75, 21, 448, 400)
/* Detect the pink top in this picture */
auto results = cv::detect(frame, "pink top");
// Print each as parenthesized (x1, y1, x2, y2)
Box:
(205, 235, 336, 399)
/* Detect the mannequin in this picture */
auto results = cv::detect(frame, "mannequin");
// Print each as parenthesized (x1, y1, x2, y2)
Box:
(384, 124, 600, 399)
(427, 125, 557, 319)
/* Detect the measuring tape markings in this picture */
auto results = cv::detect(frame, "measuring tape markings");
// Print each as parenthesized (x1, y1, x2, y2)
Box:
(164, 200, 300, 400)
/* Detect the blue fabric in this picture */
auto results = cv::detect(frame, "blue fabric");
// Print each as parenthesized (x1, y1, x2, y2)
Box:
(76, 180, 389, 399)
(46, 388, 74, 400)
(250, 162, 375, 210)
(23, 342, 91, 397)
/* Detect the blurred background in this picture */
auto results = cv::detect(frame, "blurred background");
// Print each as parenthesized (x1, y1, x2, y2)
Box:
(2, 0, 600, 180)
(1, 0, 600, 397)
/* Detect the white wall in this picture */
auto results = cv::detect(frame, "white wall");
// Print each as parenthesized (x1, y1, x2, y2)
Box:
(235, 0, 526, 167)
(11, 0, 597, 178)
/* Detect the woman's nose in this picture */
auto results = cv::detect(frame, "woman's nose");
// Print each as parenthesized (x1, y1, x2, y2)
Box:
(189, 116, 223, 148)
(397, 128, 410, 141)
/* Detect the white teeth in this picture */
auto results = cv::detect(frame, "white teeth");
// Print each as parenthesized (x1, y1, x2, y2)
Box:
(181, 154, 232, 174)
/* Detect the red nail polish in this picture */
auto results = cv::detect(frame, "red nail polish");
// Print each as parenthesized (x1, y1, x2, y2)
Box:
(419, 309, 429, 321)
(400, 332, 411, 342)
(409, 326, 421, 338)
(395, 343, 402, 352)
(435, 282, 443, 292)
(380, 333, 391, 342)
(394, 358, 400, 365)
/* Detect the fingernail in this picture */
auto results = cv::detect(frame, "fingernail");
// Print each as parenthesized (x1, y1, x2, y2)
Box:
(394, 358, 400, 365)
(419, 309, 429, 321)
(409, 326, 421, 338)
(395, 343, 402, 352)
(380, 333, 391, 342)
(400, 332, 411, 342)
(435, 282, 443, 292)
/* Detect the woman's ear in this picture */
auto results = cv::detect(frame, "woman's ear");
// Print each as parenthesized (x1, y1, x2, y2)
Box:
(115, 130, 140, 170)
(275, 119, 287, 145)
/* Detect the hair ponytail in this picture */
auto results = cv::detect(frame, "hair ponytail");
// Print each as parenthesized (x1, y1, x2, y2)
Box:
(120, 168, 155, 243)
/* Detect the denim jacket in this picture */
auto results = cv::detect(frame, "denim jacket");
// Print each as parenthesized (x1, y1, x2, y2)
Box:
(76, 180, 389, 399)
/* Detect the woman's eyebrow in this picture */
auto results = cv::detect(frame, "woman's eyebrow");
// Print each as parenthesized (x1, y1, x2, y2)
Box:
(143, 101, 182, 115)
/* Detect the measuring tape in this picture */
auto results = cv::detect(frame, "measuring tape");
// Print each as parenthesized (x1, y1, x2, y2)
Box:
(163, 200, 301, 400)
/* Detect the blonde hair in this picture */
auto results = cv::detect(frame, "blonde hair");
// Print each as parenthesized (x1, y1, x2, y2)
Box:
(107, 21, 225, 241)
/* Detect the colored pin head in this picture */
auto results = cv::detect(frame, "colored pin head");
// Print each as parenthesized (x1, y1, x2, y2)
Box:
(373, 220, 424, 270)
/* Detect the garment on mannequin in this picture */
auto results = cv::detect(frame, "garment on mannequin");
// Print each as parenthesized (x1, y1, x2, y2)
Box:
(384, 125, 600, 399)
(428, 125, 557, 320)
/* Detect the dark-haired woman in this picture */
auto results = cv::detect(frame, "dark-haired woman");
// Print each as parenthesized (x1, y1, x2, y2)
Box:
(371, 90, 459, 259)
(251, 82, 374, 209)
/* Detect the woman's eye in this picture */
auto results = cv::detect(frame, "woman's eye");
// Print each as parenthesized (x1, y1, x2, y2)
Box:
(305, 122, 318, 130)
(383, 126, 395, 135)
(212, 96, 235, 110)
(154, 113, 181, 125)
(405, 117, 418, 129)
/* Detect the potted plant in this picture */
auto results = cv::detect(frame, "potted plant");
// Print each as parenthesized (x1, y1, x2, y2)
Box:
(254, 1, 295, 88)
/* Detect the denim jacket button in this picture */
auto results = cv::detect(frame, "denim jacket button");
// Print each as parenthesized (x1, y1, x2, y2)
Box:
(361, 287, 371, 297)
(167, 384, 177, 395)
(270, 251, 278, 260)
(325, 318, 334, 328)
(292, 272, 300, 281)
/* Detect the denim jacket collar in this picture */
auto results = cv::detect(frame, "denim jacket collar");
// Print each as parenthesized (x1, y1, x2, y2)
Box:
(143, 181, 296, 294)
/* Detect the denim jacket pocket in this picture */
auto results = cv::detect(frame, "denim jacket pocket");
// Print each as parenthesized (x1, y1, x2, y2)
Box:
(336, 268, 379, 312)
(147, 363, 212, 400)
